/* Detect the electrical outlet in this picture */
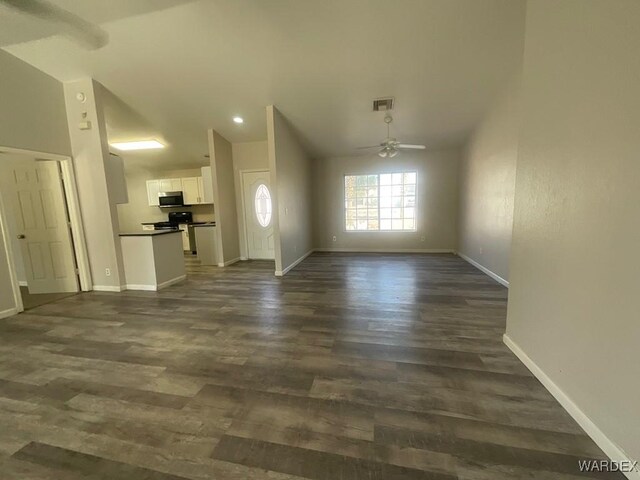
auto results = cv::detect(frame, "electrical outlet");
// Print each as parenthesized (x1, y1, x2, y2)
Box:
(479, 247, 484, 255)
(105, 268, 111, 277)
(332, 235, 337, 242)
(420, 236, 425, 242)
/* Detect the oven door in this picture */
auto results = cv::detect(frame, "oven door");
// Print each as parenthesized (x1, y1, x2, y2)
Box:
(158, 191, 184, 207)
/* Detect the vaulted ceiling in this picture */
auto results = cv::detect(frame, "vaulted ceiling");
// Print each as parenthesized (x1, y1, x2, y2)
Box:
(2, 0, 525, 167)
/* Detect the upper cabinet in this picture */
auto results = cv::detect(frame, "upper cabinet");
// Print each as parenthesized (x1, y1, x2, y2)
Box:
(159, 178, 182, 192)
(181, 177, 200, 205)
(146, 179, 161, 206)
(145, 170, 214, 207)
(201, 166, 214, 204)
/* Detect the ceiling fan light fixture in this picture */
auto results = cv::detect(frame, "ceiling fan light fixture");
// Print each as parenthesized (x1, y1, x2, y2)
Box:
(378, 149, 388, 158)
(389, 149, 399, 158)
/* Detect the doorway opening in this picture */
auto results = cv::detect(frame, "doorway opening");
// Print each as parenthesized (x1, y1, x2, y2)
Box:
(0, 147, 91, 314)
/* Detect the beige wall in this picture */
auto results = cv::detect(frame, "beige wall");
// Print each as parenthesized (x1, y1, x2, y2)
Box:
(506, 0, 640, 463)
(209, 129, 240, 265)
(457, 74, 521, 283)
(64, 79, 125, 290)
(117, 164, 214, 232)
(232, 141, 269, 259)
(267, 106, 314, 275)
(0, 50, 71, 155)
(0, 52, 71, 316)
(314, 149, 459, 252)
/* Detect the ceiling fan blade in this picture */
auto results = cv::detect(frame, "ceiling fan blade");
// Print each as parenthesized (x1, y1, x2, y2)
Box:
(397, 144, 426, 150)
(1, 0, 108, 50)
(356, 145, 382, 149)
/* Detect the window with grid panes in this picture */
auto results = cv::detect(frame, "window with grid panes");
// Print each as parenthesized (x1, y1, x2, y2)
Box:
(344, 172, 417, 231)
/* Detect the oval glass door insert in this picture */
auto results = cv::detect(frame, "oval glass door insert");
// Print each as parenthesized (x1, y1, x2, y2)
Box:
(255, 184, 272, 227)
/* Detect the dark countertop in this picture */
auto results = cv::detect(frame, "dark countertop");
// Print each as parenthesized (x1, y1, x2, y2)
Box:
(140, 221, 215, 226)
(119, 230, 182, 237)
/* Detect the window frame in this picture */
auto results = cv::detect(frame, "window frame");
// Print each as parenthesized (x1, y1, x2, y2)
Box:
(343, 171, 418, 233)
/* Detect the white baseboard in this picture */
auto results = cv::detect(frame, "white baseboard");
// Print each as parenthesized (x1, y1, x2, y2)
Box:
(125, 284, 156, 291)
(92, 285, 125, 292)
(18, 281, 28, 287)
(314, 247, 455, 254)
(275, 249, 314, 276)
(240, 256, 248, 261)
(0, 307, 19, 320)
(503, 334, 639, 480)
(157, 275, 186, 290)
(126, 275, 187, 292)
(458, 252, 509, 287)
(218, 257, 241, 267)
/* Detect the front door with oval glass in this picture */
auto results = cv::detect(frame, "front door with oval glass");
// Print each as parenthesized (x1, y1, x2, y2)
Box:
(242, 171, 275, 259)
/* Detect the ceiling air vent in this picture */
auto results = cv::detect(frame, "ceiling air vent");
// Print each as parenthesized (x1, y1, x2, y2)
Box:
(373, 97, 394, 111)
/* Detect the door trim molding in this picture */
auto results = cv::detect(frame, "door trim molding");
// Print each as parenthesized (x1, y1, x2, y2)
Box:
(0, 146, 92, 315)
(239, 169, 272, 260)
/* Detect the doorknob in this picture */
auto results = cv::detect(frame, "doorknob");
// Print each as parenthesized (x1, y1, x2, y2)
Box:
(17, 234, 26, 239)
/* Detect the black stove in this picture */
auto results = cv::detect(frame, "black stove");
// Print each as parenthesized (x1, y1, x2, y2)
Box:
(153, 211, 193, 230)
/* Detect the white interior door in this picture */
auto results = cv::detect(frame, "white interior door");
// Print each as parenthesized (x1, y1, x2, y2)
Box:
(243, 171, 274, 260)
(10, 161, 78, 294)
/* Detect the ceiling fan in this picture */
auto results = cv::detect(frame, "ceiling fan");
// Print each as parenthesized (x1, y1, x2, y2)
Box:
(1, 0, 108, 50)
(358, 115, 426, 158)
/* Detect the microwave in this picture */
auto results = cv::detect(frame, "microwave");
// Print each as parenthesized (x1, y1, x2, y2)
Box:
(158, 191, 184, 208)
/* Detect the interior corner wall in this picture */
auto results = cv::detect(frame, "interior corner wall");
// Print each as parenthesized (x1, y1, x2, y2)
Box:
(313, 150, 459, 252)
(266, 106, 314, 275)
(0, 50, 72, 316)
(208, 129, 240, 265)
(231, 141, 269, 260)
(457, 73, 521, 284)
(64, 79, 125, 290)
(506, 0, 640, 464)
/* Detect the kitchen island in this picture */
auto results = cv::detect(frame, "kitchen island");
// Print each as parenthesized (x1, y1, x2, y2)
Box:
(119, 230, 186, 291)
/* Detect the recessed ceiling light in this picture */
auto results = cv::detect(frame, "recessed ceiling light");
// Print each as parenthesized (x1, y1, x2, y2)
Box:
(233, 116, 244, 124)
(110, 140, 165, 151)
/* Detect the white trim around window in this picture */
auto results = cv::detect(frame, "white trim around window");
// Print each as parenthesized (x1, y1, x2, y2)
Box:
(343, 172, 418, 232)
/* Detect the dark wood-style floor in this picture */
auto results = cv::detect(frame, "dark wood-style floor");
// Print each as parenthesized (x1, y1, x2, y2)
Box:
(20, 286, 77, 310)
(0, 253, 620, 479)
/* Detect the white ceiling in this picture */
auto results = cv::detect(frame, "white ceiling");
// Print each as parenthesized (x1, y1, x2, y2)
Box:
(2, 0, 526, 166)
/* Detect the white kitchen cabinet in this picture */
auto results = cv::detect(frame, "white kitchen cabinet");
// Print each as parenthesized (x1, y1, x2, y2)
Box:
(181, 177, 201, 205)
(201, 166, 214, 204)
(146, 174, 213, 207)
(146, 180, 160, 206)
(159, 178, 182, 192)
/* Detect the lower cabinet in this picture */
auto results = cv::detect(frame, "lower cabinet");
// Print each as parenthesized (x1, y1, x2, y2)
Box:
(194, 226, 218, 266)
(179, 224, 190, 251)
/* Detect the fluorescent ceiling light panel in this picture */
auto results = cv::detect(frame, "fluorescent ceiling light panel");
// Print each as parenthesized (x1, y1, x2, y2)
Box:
(233, 116, 244, 124)
(110, 140, 165, 151)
